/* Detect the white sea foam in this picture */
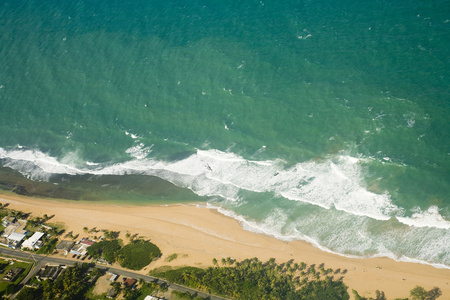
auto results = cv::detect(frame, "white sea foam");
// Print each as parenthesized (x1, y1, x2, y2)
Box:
(125, 131, 140, 139)
(125, 143, 153, 160)
(0, 146, 444, 230)
(0, 148, 83, 180)
(207, 203, 450, 269)
(1, 146, 449, 267)
(397, 206, 450, 229)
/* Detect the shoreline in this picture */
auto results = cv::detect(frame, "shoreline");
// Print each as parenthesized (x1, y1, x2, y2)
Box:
(1, 193, 449, 299)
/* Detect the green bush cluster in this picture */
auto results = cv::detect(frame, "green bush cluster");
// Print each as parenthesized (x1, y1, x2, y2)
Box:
(87, 239, 161, 270)
(87, 239, 122, 263)
(118, 239, 162, 270)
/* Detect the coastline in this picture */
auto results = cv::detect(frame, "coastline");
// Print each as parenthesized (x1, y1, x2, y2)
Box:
(1, 193, 449, 299)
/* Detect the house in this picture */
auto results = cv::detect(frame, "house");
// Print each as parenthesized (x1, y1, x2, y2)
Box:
(1, 216, 16, 227)
(106, 272, 118, 282)
(55, 240, 75, 255)
(2, 219, 27, 237)
(6, 232, 26, 249)
(70, 238, 95, 256)
(123, 278, 137, 288)
(144, 296, 164, 300)
(36, 265, 64, 281)
(21, 231, 45, 250)
(80, 238, 95, 246)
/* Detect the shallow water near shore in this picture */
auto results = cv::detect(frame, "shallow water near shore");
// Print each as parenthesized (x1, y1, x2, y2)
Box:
(0, 0, 449, 267)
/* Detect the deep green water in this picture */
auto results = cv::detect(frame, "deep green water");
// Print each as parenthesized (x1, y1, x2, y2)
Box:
(0, 0, 449, 267)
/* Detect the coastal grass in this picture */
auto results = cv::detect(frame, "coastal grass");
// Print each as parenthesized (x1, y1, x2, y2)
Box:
(165, 253, 179, 262)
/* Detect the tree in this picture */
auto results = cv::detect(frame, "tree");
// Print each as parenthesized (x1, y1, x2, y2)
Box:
(410, 286, 428, 300)
(375, 290, 386, 300)
(352, 289, 367, 300)
(15, 286, 43, 300)
(90, 267, 102, 278)
(298, 280, 349, 300)
(118, 239, 161, 270)
(426, 287, 442, 300)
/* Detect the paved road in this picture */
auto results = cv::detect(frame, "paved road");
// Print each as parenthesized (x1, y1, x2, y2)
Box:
(0, 248, 228, 300)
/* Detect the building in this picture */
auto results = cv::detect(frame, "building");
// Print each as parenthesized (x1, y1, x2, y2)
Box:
(123, 278, 137, 288)
(6, 232, 26, 249)
(2, 219, 27, 237)
(106, 288, 118, 299)
(36, 265, 64, 281)
(55, 240, 75, 256)
(106, 272, 118, 282)
(70, 238, 95, 256)
(1, 216, 16, 227)
(144, 296, 164, 300)
(21, 231, 45, 250)
(2, 267, 23, 282)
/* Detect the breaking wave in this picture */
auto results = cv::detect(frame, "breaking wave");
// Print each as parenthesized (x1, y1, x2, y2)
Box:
(1, 146, 449, 267)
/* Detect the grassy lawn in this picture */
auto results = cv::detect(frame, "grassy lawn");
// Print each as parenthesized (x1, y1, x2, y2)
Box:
(36, 237, 58, 255)
(0, 259, 33, 294)
(84, 285, 109, 300)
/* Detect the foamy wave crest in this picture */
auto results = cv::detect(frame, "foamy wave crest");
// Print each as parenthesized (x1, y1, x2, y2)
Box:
(396, 206, 450, 229)
(0, 147, 84, 180)
(157, 150, 400, 220)
(0, 146, 402, 220)
(125, 143, 153, 160)
(1, 146, 444, 230)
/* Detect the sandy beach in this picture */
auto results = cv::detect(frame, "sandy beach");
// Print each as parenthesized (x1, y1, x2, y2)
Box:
(1, 193, 449, 299)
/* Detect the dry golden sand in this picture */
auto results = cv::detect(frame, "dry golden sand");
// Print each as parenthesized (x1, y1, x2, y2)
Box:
(1, 193, 449, 299)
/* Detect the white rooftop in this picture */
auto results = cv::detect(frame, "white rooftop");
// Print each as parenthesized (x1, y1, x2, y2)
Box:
(7, 232, 26, 242)
(22, 231, 45, 249)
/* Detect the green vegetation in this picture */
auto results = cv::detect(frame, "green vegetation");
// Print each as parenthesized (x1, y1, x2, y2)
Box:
(0, 260, 33, 296)
(172, 290, 208, 300)
(409, 286, 442, 300)
(118, 239, 162, 270)
(165, 253, 178, 262)
(353, 289, 387, 300)
(352, 286, 443, 300)
(87, 239, 123, 263)
(151, 257, 349, 300)
(102, 229, 120, 240)
(37, 237, 58, 254)
(15, 286, 44, 300)
(86, 238, 161, 270)
(0, 205, 444, 300)
(39, 263, 100, 300)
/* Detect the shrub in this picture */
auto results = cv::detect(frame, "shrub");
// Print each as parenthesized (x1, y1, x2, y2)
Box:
(87, 239, 122, 263)
(118, 239, 161, 270)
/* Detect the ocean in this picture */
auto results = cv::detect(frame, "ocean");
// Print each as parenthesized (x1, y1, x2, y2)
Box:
(0, 0, 449, 268)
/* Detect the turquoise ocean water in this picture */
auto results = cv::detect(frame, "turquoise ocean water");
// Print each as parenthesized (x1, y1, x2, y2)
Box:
(0, 0, 449, 267)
